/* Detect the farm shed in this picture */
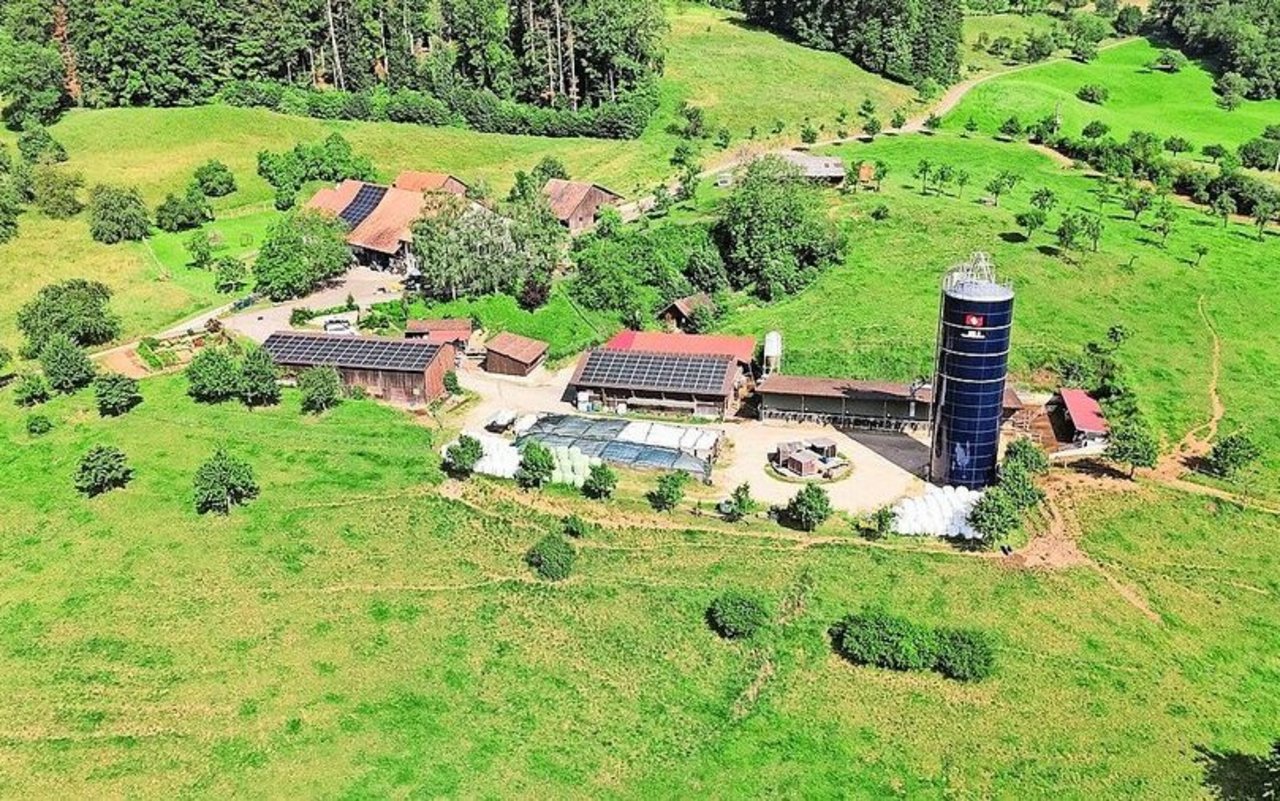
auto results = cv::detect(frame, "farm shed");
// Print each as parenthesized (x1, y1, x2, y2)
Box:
(483, 332, 549, 376)
(568, 349, 739, 419)
(405, 318, 473, 348)
(757, 375, 1022, 430)
(658, 293, 714, 332)
(604, 330, 756, 370)
(392, 171, 468, 196)
(263, 331, 453, 406)
(1051, 388, 1110, 445)
(307, 179, 427, 273)
(543, 178, 623, 234)
(778, 150, 846, 183)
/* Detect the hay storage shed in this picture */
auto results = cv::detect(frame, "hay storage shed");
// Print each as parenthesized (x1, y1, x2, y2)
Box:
(263, 331, 453, 406)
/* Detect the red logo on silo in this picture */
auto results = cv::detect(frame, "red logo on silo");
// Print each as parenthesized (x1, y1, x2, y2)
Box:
(964, 314, 985, 327)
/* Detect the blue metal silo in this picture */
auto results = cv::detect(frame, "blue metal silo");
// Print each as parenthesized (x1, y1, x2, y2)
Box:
(929, 255, 1014, 489)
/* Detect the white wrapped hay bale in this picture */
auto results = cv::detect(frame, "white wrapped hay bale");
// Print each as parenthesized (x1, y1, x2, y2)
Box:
(892, 485, 987, 539)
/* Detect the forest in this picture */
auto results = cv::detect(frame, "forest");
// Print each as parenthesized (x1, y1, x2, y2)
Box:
(0, 0, 666, 137)
(1150, 0, 1280, 99)
(740, 0, 964, 88)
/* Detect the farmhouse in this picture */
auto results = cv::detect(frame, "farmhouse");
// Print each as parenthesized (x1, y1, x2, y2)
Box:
(405, 318, 473, 349)
(262, 331, 454, 406)
(393, 170, 468, 196)
(543, 178, 623, 234)
(658, 293, 714, 332)
(483, 332, 549, 376)
(307, 180, 428, 273)
(569, 348, 740, 419)
(778, 150, 846, 184)
(757, 374, 1023, 430)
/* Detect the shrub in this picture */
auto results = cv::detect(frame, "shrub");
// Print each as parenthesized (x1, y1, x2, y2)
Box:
(1205, 432, 1261, 478)
(445, 435, 484, 477)
(443, 370, 460, 395)
(831, 610, 937, 672)
(186, 348, 242, 403)
(87, 184, 150, 243)
(648, 471, 688, 512)
(869, 203, 890, 220)
(32, 165, 83, 218)
(515, 440, 555, 488)
(186, 230, 213, 269)
(17, 124, 66, 164)
(298, 366, 343, 413)
(213, 256, 248, 293)
(562, 514, 593, 539)
(723, 481, 756, 522)
(193, 447, 259, 514)
(968, 486, 1020, 542)
(933, 628, 997, 682)
(193, 160, 237, 196)
(863, 505, 895, 540)
(1004, 438, 1049, 474)
(707, 591, 768, 640)
(39, 333, 95, 393)
(93, 372, 142, 416)
(13, 373, 51, 406)
(525, 533, 575, 581)
(785, 483, 832, 531)
(1076, 84, 1110, 104)
(998, 462, 1045, 511)
(25, 413, 52, 436)
(582, 462, 617, 500)
(74, 445, 132, 496)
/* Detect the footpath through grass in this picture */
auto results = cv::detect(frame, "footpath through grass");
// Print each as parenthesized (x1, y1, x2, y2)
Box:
(0, 374, 1276, 797)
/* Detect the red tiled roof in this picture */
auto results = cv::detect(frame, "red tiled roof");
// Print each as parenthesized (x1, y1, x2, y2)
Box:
(1058, 388, 1109, 434)
(407, 318, 472, 333)
(347, 186, 428, 254)
(759, 375, 1023, 412)
(605, 330, 756, 366)
(393, 171, 468, 195)
(306, 179, 364, 215)
(486, 332, 548, 365)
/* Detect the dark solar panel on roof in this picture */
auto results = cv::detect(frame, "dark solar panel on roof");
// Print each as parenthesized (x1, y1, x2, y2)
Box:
(575, 350, 734, 395)
(338, 184, 388, 228)
(263, 333, 442, 372)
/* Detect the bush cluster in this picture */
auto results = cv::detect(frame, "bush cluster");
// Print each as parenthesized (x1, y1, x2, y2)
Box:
(706, 591, 768, 640)
(525, 533, 575, 581)
(223, 79, 658, 141)
(830, 610, 996, 682)
(186, 346, 280, 408)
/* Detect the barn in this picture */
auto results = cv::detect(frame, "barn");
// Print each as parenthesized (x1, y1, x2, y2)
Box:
(483, 332, 549, 376)
(307, 179, 428, 273)
(405, 318, 473, 349)
(568, 349, 740, 419)
(263, 331, 454, 406)
(658, 293, 714, 332)
(756, 375, 1023, 430)
(778, 151, 846, 184)
(1050, 387, 1111, 445)
(543, 178, 623, 234)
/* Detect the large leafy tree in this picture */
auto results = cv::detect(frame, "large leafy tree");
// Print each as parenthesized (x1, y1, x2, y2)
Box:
(17, 278, 121, 357)
(193, 448, 259, 515)
(716, 155, 844, 301)
(254, 209, 350, 301)
(88, 184, 151, 243)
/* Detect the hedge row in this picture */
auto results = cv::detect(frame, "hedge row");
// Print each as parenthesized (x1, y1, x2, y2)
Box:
(830, 610, 996, 682)
(221, 80, 658, 141)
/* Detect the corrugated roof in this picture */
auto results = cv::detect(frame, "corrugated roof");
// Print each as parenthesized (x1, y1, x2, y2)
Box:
(778, 150, 846, 179)
(263, 331, 444, 372)
(1058, 388, 1109, 434)
(542, 178, 622, 221)
(346, 186, 428, 254)
(485, 332, 548, 365)
(393, 171, 468, 194)
(570, 349, 737, 397)
(759, 375, 1023, 412)
(605, 330, 756, 367)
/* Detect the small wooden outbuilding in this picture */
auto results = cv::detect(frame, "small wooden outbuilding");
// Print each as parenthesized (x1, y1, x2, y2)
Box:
(484, 332, 549, 376)
(543, 178, 623, 234)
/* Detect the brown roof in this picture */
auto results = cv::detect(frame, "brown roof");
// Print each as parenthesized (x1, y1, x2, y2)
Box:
(393, 171, 468, 195)
(306, 179, 364, 215)
(542, 178, 623, 221)
(605, 330, 756, 367)
(407, 318, 472, 333)
(485, 332, 548, 365)
(758, 375, 1023, 411)
(347, 186, 428, 254)
(662, 293, 713, 319)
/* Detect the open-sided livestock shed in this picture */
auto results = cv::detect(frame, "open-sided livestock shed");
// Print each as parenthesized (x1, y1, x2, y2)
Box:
(263, 331, 454, 406)
(569, 349, 739, 419)
(757, 375, 1022, 430)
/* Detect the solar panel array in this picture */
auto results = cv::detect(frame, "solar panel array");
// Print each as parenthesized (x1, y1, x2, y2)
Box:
(576, 350, 733, 395)
(338, 184, 388, 227)
(263, 333, 441, 372)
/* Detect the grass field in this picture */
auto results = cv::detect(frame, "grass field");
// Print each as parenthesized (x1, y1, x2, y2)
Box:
(946, 38, 1280, 149)
(0, 3, 915, 353)
(0, 374, 1276, 797)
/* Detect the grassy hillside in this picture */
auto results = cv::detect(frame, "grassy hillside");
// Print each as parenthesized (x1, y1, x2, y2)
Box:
(714, 134, 1280, 496)
(946, 38, 1280, 148)
(0, 374, 1275, 797)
